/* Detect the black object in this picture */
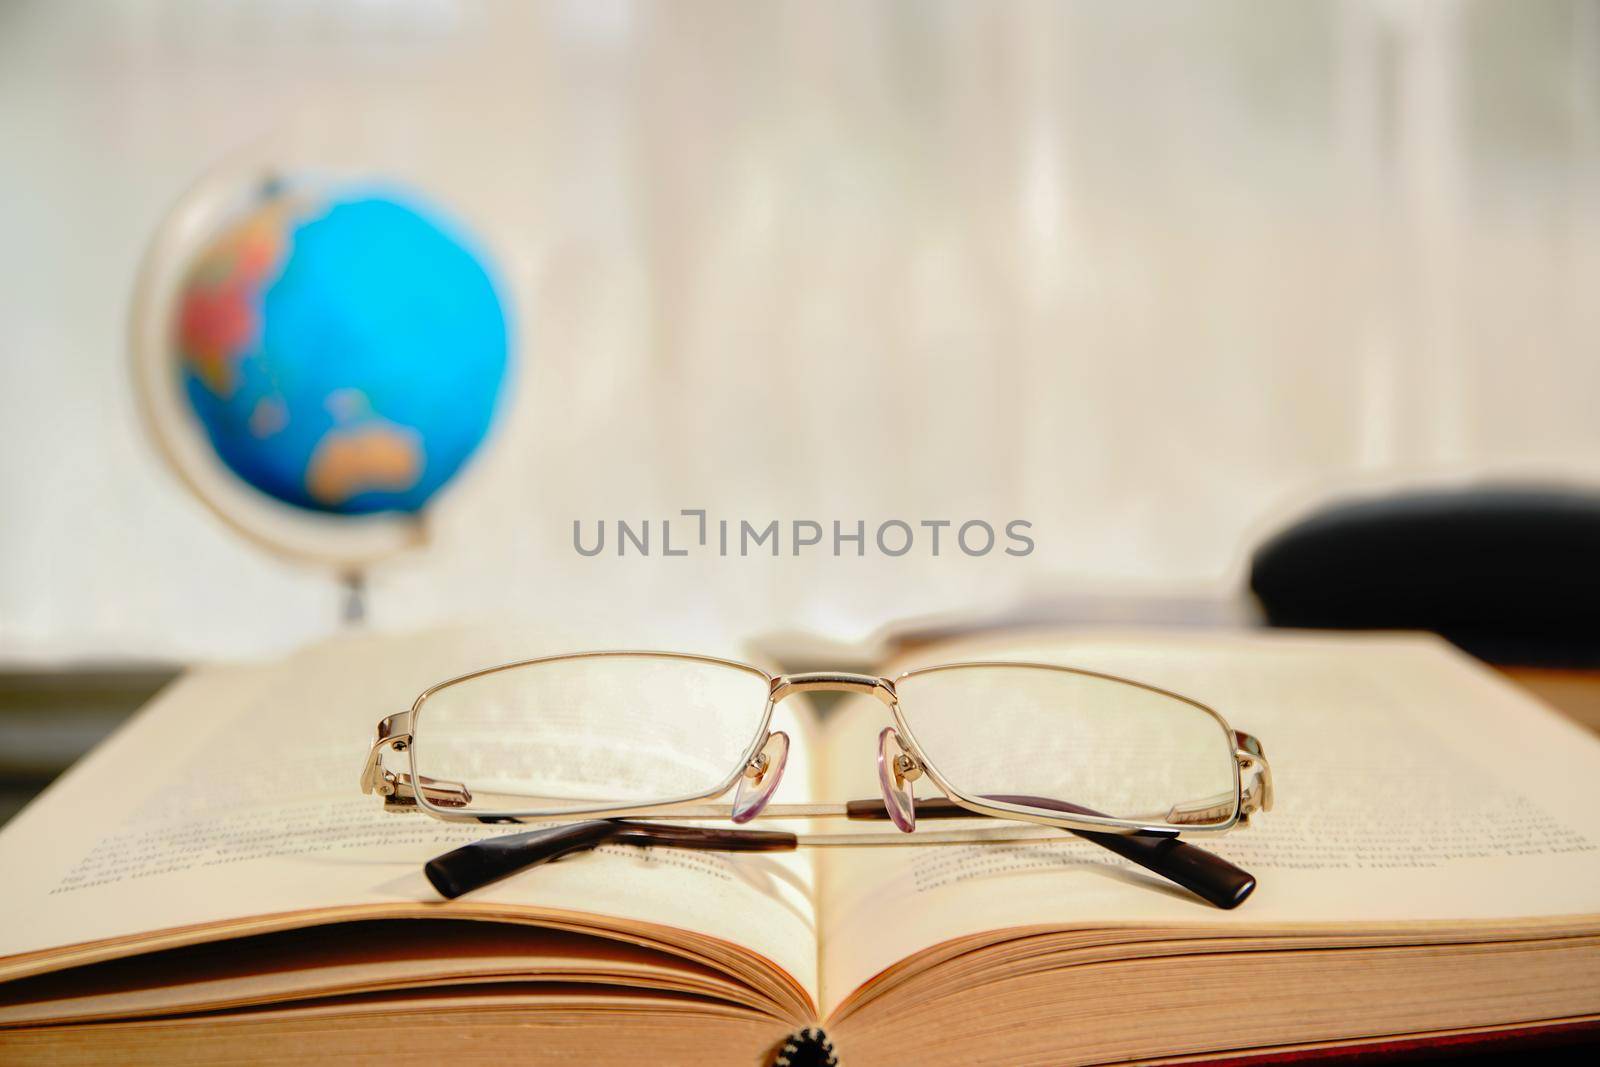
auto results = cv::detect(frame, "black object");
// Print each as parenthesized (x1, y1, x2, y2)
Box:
(771, 1027, 837, 1067)
(424, 821, 798, 899)
(1250, 486, 1600, 668)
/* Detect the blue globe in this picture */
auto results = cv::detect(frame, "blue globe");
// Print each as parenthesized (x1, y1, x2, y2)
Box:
(174, 187, 510, 515)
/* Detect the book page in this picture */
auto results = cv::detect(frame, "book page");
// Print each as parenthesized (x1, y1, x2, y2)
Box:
(0, 625, 822, 1019)
(0, 920, 763, 1026)
(814, 629, 1600, 1016)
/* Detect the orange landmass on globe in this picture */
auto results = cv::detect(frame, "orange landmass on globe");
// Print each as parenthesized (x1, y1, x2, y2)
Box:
(176, 208, 294, 398)
(305, 421, 424, 506)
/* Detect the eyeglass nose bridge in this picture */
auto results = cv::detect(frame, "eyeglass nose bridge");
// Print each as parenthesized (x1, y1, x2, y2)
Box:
(769, 671, 897, 706)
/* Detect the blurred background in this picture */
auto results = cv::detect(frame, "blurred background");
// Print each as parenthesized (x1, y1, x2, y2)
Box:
(3, 0, 1599, 689)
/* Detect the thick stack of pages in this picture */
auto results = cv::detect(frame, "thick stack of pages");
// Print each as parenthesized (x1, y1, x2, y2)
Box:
(1, 627, 1598, 1064)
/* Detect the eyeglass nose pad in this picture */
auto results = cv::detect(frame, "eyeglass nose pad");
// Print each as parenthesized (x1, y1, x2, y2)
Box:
(877, 727, 918, 833)
(732, 731, 790, 824)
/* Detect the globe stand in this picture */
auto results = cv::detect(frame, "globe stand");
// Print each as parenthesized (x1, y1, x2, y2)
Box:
(341, 570, 369, 626)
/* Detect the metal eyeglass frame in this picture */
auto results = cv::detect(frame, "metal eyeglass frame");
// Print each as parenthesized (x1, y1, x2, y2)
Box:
(359, 651, 1274, 909)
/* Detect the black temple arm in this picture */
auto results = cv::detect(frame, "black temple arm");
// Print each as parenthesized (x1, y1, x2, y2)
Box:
(846, 796, 1255, 909)
(425, 821, 798, 899)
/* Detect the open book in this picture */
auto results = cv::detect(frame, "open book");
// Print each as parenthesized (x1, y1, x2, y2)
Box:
(2, 626, 1599, 1064)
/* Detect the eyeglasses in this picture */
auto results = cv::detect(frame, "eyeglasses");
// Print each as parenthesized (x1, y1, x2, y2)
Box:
(359, 651, 1274, 908)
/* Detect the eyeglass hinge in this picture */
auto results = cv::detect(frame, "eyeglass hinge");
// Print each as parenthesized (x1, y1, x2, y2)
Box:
(376, 768, 475, 811)
(375, 711, 414, 742)
(360, 711, 416, 800)
(377, 768, 419, 810)
(1234, 731, 1274, 824)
